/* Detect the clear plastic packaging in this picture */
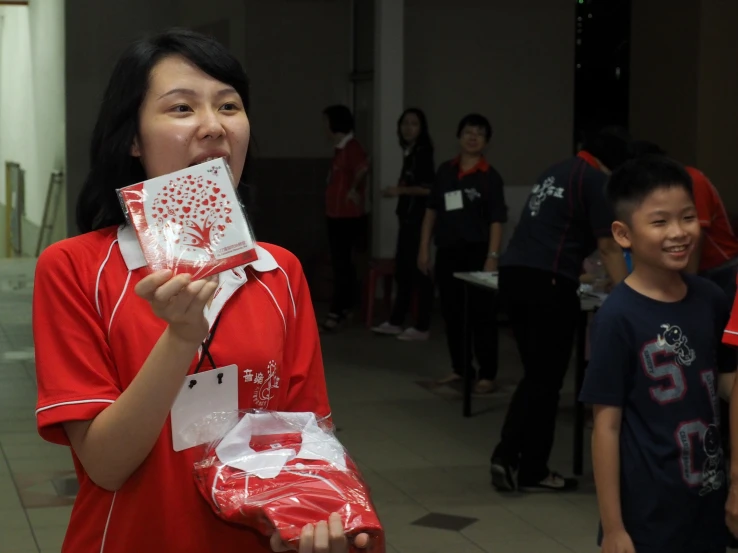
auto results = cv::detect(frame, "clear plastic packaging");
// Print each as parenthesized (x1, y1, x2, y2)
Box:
(192, 410, 385, 552)
(117, 158, 258, 279)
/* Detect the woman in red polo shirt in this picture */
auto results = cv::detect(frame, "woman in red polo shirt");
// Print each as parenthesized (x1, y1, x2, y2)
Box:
(322, 105, 369, 332)
(32, 29, 369, 553)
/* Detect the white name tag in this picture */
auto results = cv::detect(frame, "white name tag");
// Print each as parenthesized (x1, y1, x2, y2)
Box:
(170, 364, 239, 452)
(444, 190, 464, 211)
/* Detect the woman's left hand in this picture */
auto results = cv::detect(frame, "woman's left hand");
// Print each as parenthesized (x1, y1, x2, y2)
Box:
(270, 513, 371, 553)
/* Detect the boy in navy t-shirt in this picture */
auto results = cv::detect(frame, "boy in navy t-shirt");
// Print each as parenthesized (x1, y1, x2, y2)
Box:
(579, 155, 737, 553)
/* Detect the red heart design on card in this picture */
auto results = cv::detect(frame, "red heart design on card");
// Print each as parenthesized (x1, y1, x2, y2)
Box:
(225, 216, 232, 223)
(163, 213, 168, 218)
(187, 175, 191, 179)
(200, 210, 206, 215)
(213, 187, 220, 194)
(202, 200, 209, 206)
(224, 207, 232, 214)
(158, 208, 163, 213)
(218, 225, 225, 231)
(215, 209, 221, 213)
(182, 207, 191, 213)
(209, 195, 217, 202)
(161, 200, 167, 204)
(176, 200, 183, 204)
(221, 194, 226, 198)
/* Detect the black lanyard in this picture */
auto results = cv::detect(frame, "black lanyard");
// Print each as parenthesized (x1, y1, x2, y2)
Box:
(194, 316, 222, 374)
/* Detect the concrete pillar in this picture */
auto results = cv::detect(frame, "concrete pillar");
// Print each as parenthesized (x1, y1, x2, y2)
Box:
(372, 0, 404, 259)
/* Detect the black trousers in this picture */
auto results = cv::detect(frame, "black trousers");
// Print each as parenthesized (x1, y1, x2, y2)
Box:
(326, 216, 366, 315)
(389, 220, 434, 331)
(492, 266, 580, 483)
(435, 243, 498, 381)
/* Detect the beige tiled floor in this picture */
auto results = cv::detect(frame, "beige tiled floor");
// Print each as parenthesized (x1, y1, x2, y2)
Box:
(0, 258, 600, 553)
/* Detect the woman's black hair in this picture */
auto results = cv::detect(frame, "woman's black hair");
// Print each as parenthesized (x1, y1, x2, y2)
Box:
(76, 28, 252, 234)
(397, 107, 433, 150)
(322, 105, 355, 134)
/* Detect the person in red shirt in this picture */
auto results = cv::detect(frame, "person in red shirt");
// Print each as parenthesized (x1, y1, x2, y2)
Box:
(632, 141, 738, 301)
(322, 105, 370, 331)
(33, 29, 370, 553)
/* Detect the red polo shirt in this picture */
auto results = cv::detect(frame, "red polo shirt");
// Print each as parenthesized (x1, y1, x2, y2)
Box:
(725, 282, 738, 347)
(686, 166, 738, 272)
(33, 226, 332, 553)
(326, 134, 369, 218)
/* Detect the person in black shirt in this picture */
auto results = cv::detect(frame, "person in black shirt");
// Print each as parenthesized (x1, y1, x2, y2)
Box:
(418, 113, 507, 394)
(373, 108, 436, 340)
(580, 155, 736, 553)
(490, 128, 630, 492)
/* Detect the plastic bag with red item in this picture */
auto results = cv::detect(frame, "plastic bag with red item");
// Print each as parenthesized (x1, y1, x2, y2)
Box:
(192, 410, 385, 553)
(117, 157, 258, 279)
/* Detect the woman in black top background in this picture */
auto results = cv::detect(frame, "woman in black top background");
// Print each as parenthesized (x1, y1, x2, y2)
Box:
(373, 108, 436, 340)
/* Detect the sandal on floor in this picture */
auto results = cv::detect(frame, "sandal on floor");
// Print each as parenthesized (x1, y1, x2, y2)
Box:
(436, 373, 462, 386)
(322, 313, 342, 332)
(474, 379, 498, 395)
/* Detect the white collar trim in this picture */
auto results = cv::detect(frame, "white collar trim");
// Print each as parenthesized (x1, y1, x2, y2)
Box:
(116, 225, 278, 273)
(335, 133, 354, 150)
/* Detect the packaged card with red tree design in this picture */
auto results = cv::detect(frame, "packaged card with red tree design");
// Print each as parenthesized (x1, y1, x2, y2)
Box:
(117, 158, 257, 279)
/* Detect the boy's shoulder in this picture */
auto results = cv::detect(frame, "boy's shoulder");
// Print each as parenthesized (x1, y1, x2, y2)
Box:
(683, 272, 726, 301)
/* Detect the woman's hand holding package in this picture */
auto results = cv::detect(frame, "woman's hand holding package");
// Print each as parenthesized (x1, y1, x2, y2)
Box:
(270, 513, 370, 553)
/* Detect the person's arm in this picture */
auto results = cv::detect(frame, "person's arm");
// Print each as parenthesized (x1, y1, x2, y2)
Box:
(398, 186, 431, 196)
(484, 169, 507, 271)
(578, 308, 632, 546)
(598, 237, 628, 285)
(65, 325, 202, 491)
(63, 272, 217, 492)
(418, 209, 436, 274)
(348, 142, 370, 196)
(592, 405, 626, 534)
(488, 222, 503, 258)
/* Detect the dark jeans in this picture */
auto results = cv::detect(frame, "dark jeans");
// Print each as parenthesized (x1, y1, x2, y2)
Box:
(389, 220, 434, 331)
(492, 266, 580, 483)
(326, 216, 366, 315)
(435, 243, 498, 381)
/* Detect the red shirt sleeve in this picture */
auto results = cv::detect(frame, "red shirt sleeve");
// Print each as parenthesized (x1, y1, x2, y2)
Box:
(280, 255, 332, 424)
(724, 282, 738, 347)
(33, 243, 122, 445)
(686, 167, 714, 228)
(346, 140, 369, 176)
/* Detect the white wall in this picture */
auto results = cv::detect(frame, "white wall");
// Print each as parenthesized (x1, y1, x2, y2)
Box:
(0, 0, 65, 242)
(241, 0, 351, 158)
(0, 6, 38, 223)
(28, 0, 66, 229)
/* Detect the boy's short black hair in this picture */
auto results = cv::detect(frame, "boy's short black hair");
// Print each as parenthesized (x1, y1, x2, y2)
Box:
(323, 104, 355, 134)
(606, 155, 694, 222)
(582, 126, 632, 172)
(456, 113, 492, 141)
(631, 140, 667, 158)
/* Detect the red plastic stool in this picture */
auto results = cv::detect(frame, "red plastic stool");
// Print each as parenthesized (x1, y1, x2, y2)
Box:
(363, 258, 395, 327)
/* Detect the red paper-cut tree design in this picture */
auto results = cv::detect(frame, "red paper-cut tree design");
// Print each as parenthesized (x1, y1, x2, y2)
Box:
(149, 175, 234, 258)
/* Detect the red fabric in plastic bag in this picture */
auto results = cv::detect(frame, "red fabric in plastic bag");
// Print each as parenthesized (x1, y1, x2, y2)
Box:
(194, 426, 385, 553)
